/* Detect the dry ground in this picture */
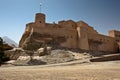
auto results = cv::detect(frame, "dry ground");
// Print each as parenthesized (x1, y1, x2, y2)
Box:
(0, 61, 120, 80)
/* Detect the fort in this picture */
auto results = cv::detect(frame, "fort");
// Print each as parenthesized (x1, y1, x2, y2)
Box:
(19, 13, 120, 53)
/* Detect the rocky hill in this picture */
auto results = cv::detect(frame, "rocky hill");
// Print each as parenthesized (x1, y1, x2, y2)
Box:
(2, 36, 18, 47)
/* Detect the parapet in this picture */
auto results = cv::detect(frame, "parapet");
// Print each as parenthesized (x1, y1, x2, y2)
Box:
(109, 30, 120, 38)
(58, 20, 77, 29)
(77, 21, 88, 27)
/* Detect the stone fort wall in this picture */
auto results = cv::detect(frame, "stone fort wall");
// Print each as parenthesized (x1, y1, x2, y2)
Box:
(19, 13, 120, 53)
(109, 30, 120, 52)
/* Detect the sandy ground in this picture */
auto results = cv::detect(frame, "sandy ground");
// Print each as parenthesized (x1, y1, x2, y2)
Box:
(0, 61, 120, 80)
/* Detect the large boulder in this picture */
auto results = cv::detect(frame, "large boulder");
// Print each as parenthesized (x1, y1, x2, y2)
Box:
(37, 46, 52, 56)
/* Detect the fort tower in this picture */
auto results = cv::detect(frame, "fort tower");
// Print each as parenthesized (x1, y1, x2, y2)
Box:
(35, 13, 46, 27)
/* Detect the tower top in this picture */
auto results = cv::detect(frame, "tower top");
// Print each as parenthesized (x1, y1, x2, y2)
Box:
(35, 12, 46, 27)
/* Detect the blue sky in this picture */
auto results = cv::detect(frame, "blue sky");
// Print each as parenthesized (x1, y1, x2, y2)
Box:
(0, 0, 120, 43)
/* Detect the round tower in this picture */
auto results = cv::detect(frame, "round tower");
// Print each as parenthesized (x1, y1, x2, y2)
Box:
(35, 13, 46, 27)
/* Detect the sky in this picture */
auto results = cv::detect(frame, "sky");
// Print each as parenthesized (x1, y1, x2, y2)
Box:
(0, 0, 120, 44)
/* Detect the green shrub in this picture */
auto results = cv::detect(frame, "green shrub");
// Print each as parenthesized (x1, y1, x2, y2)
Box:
(0, 37, 9, 65)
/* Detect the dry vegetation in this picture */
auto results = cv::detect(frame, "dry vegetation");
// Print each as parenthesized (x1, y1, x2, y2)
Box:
(0, 61, 120, 80)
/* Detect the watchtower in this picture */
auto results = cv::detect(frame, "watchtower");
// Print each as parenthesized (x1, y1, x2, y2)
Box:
(35, 13, 46, 27)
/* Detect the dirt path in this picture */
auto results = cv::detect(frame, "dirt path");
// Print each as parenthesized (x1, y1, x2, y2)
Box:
(0, 61, 120, 80)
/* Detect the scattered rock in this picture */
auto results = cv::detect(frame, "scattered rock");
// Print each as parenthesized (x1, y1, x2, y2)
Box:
(12, 56, 46, 66)
(4, 48, 24, 60)
(10, 49, 92, 66)
(40, 49, 91, 64)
